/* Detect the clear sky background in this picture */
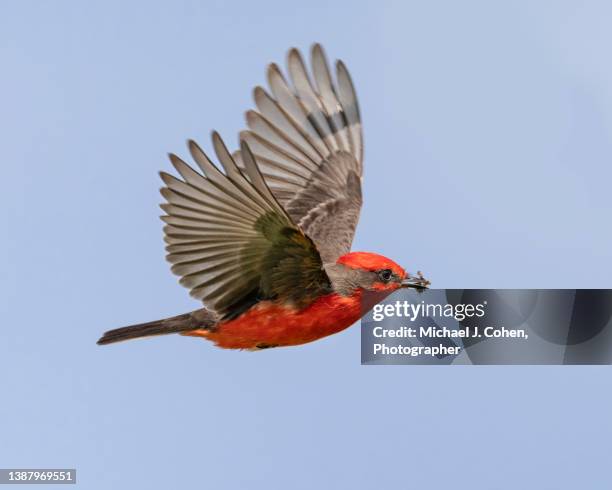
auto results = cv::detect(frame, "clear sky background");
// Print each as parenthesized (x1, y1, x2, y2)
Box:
(1, 1, 611, 488)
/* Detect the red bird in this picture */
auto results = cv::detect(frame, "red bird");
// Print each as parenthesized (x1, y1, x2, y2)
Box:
(97, 44, 429, 350)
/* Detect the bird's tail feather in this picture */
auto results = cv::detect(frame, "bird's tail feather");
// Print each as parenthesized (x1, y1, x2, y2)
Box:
(97, 309, 216, 345)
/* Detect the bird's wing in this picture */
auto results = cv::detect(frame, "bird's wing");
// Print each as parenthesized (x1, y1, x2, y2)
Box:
(161, 133, 331, 320)
(233, 44, 363, 264)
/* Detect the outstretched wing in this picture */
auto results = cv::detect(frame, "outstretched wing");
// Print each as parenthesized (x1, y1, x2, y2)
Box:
(160, 132, 331, 320)
(234, 44, 363, 264)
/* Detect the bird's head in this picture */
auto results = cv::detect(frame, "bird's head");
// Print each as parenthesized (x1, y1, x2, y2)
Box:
(327, 251, 430, 294)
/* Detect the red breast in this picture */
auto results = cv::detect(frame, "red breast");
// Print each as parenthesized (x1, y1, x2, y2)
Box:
(184, 288, 392, 350)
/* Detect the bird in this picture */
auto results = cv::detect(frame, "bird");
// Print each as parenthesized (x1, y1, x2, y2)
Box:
(97, 44, 430, 350)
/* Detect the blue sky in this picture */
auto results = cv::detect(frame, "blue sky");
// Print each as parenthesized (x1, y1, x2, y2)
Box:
(1, 1, 611, 488)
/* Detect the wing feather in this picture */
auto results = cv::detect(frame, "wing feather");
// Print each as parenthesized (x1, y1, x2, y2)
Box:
(235, 44, 363, 263)
(267, 63, 331, 159)
(287, 48, 340, 153)
(161, 133, 331, 318)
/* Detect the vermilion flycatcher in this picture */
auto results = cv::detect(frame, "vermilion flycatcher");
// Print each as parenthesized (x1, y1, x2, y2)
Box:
(97, 44, 429, 350)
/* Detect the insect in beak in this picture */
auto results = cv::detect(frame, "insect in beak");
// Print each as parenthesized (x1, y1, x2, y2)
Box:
(401, 271, 430, 290)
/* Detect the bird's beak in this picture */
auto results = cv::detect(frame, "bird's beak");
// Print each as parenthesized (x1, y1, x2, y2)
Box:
(401, 271, 430, 290)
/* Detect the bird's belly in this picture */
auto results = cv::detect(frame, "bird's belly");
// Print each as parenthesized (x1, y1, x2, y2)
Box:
(187, 293, 365, 349)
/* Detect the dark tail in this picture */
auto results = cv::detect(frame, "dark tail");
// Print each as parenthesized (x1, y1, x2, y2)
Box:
(97, 308, 216, 345)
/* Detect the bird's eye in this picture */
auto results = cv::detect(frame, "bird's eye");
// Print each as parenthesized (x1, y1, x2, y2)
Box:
(378, 269, 393, 282)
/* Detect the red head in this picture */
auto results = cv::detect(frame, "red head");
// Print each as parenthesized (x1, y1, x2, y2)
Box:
(333, 252, 428, 292)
